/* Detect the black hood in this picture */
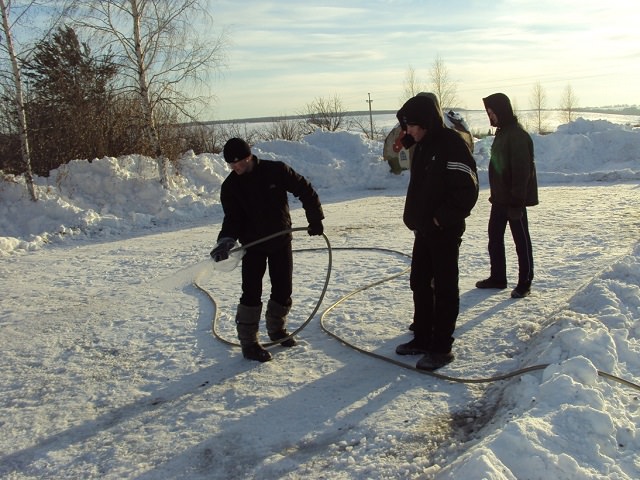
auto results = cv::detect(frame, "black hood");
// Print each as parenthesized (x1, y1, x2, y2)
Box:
(396, 94, 445, 132)
(483, 93, 517, 127)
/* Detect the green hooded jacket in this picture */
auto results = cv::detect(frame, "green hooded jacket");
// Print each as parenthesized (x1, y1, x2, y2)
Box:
(483, 93, 539, 208)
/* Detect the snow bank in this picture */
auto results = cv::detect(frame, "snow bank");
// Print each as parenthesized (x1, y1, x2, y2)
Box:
(1, 119, 638, 255)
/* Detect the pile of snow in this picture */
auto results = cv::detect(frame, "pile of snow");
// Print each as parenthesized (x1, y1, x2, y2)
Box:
(441, 246, 640, 478)
(1, 118, 638, 255)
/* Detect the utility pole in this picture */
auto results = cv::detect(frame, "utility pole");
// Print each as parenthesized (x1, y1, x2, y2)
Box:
(366, 93, 374, 139)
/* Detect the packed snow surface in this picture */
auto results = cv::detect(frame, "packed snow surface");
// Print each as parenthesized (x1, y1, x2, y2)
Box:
(1, 117, 639, 479)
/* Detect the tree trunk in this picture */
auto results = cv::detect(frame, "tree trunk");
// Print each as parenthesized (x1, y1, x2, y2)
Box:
(129, 0, 169, 188)
(1, 0, 37, 201)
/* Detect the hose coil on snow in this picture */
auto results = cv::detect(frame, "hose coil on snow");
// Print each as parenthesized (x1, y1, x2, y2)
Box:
(194, 229, 640, 391)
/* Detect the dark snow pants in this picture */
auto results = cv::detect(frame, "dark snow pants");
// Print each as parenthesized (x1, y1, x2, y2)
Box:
(410, 227, 463, 354)
(240, 241, 293, 308)
(487, 204, 534, 287)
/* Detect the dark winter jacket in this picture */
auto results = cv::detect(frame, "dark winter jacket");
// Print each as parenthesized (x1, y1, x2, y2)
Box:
(398, 95, 478, 235)
(403, 128, 479, 235)
(218, 156, 324, 248)
(483, 93, 539, 208)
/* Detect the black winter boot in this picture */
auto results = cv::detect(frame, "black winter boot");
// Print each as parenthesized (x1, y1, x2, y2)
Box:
(511, 282, 531, 298)
(241, 343, 272, 362)
(475, 277, 507, 289)
(396, 338, 430, 355)
(416, 351, 454, 371)
(236, 303, 272, 362)
(266, 299, 297, 347)
(269, 330, 297, 347)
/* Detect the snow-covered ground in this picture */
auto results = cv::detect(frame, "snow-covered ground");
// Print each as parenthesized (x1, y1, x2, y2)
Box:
(1, 117, 639, 479)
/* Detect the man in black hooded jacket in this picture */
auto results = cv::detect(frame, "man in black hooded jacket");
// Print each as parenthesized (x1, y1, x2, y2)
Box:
(395, 94, 479, 371)
(476, 93, 538, 299)
(210, 138, 324, 362)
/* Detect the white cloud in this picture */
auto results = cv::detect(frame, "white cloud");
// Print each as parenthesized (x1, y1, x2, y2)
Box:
(208, 0, 640, 119)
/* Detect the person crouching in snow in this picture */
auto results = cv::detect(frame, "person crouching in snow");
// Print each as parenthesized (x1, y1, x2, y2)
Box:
(395, 95, 479, 371)
(210, 138, 325, 362)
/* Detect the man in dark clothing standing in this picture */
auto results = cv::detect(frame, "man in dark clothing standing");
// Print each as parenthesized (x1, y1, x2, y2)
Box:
(210, 138, 324, 362)
(476, 93, 538, 298)
(395, 95, 479, 371)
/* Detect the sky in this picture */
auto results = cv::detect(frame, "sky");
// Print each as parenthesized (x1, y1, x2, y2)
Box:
(1, 115, 640, 478)
(206, 0, 640, 120)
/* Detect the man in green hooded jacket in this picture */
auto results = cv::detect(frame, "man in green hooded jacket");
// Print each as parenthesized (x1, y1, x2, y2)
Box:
(476, 93, 538, 298)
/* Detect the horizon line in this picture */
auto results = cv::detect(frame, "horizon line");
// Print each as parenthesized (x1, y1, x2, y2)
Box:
(189, 105, 640, 126)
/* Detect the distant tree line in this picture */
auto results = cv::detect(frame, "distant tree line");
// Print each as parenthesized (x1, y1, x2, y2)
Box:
(0, 17, 362, 178)
(3, 0, 630, 202)
(0, 3, 465, 195)
(0, 0, 227, 199)
(0, 10, 354, 192)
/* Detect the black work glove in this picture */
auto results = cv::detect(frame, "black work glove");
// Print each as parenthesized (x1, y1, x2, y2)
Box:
(508, 207, 523, 222)
(210, 237, 235, 262)
(307, 220, 324, 236)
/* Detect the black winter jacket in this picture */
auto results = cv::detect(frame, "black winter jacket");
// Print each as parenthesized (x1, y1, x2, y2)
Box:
(218, 157, 324, 248)
(403, 127, 479, 235)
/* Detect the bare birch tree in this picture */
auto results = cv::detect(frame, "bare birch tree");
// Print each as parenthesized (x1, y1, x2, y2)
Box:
(559, 84, 578, 124)
(301, 94, 346, 133)
(349, 115, 380, 140)
(0, 0, 38, 200)
(1, 0, 74, 198)
(429, 55, 458, 110)
(260, 118, 303, 142)
(530, 81, 547, 134)
(401, 65, 425, 102)
(73, 0, 227, 187)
